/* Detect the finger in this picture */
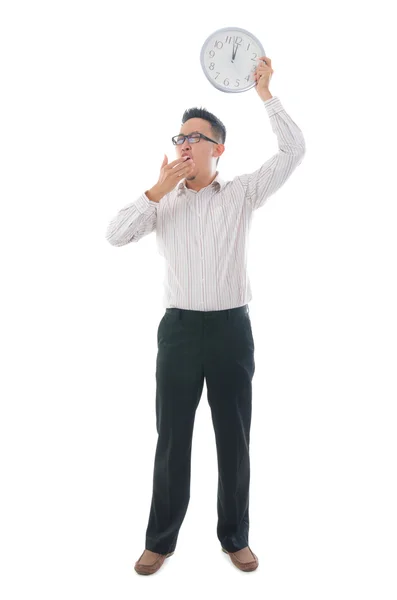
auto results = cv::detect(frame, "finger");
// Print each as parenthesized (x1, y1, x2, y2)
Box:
(175, 163, 194, 178)
(257, 62, 271, 71)
(169, 156, 191, 168)
(174, 158, 194, 172)
(255, 64, 269, 74)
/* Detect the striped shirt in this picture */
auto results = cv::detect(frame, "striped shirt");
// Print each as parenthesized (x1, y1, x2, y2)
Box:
(105, 96, 305, 311)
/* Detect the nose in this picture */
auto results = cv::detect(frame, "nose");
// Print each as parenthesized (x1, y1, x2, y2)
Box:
(180, 138, 192, 151)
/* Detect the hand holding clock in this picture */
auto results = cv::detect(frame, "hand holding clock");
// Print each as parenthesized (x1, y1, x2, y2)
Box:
(254, 56, 274, 99)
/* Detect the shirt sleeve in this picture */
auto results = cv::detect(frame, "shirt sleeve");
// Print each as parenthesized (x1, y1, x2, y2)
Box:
(241, 96, 306, 211)
(105, 192, 159, 246)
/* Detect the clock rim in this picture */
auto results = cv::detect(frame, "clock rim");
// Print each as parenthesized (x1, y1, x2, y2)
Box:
(200, 26, 266, 94)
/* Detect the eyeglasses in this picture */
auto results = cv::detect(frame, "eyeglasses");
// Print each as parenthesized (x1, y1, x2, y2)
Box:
(171, 132, 220, 146)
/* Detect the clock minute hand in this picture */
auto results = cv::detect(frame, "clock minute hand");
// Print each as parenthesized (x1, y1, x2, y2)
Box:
(232, 37, 237, 61)
(232, 42, 239, 62)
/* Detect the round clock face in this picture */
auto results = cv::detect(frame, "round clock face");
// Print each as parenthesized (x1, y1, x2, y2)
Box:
(200, 27, 266, 93)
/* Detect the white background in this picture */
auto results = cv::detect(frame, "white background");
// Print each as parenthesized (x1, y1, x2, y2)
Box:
(1, 0, 396, 598)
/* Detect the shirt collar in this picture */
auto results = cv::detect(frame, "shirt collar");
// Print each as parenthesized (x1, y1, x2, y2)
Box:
(176, 171, 225, 196)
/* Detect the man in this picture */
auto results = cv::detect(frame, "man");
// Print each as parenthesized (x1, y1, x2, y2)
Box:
(105, 57, 306, 575)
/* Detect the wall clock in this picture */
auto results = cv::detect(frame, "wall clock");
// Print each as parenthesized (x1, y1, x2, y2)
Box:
(200, 26, 266, 93)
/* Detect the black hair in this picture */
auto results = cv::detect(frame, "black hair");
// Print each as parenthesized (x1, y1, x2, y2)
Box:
(181, 107, 226, 167)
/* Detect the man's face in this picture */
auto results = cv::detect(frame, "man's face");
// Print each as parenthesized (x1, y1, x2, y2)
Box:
(176, 118, 223, 180)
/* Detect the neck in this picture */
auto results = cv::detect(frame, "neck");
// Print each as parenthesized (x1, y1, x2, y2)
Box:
(185, 170, 218, 192)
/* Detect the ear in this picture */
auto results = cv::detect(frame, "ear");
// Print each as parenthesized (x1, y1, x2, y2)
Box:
(215, 144, 225, 158)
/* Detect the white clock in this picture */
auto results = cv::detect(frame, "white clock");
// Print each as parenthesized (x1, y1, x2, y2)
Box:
(200, 26, 266, 93)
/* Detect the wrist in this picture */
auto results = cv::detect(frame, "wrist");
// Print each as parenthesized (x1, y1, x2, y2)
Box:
(260, 89, 273, 101)
(145, 185, 164, 203)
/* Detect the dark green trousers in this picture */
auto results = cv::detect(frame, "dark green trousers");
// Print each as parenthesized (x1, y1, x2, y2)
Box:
(145, 304, 255, 554)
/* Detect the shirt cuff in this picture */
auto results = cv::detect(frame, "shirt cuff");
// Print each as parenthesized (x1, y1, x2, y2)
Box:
(136, 193, 159, 214)
(263, 96, 284, 116)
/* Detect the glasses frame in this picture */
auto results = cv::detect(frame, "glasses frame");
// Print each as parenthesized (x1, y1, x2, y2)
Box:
(171, 132, 220, 146)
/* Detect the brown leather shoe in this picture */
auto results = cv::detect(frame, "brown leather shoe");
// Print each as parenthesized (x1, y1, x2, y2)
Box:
(222, 546, 259, 572)
(134, 550, 174, 575)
